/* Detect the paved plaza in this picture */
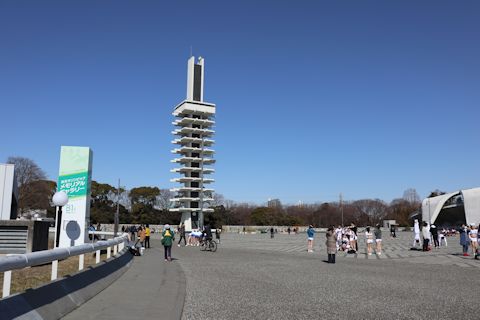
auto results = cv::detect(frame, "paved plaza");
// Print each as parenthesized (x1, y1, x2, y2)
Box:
(64, 231, 480, 320)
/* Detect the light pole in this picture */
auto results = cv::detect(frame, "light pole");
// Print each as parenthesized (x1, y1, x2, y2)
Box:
(52, 191, 68, 248)
(114, 179, 120, 237)
(340, 193, 344, 227)
(199, 132, 205, 230)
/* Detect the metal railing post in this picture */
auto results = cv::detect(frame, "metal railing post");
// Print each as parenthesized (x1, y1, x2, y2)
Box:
(107, 246, 111, 259)
(79, 254, 84, 271)
(2, 270, 12, 298)
(51, 260, 58, 281)
(95, 250, 100, 264)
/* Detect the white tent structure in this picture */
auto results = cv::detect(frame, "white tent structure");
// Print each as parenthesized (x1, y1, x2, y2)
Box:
(422, 187, 480, 225)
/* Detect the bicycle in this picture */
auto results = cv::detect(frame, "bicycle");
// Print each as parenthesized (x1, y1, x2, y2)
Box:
(200, 237, 217, 252)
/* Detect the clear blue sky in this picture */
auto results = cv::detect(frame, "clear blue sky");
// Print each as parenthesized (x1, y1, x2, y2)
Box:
(1, 1, 479, 204)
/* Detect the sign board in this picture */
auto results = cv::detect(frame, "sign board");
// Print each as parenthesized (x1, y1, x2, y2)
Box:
(56, 146, 93, 247)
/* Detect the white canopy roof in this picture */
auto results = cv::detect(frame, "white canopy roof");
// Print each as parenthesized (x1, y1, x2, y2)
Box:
(422, 187, 480, 225)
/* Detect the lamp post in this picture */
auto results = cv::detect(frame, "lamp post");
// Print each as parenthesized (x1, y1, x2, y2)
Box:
(199, 134, 205, 230)
(52, 191, 68, 248)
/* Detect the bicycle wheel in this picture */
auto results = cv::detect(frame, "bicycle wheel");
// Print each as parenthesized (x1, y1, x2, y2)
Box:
(200, 241, 207, 251)
(209, 240, 217, 252)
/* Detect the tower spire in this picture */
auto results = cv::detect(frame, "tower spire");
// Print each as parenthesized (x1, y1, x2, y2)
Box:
(186, 56, 204, 102)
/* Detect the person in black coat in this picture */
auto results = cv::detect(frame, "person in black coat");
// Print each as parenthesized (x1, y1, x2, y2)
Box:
(430, 224, 439, 248)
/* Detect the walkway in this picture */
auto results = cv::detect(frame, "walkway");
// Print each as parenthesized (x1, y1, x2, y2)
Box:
(63, 238, 185, 320)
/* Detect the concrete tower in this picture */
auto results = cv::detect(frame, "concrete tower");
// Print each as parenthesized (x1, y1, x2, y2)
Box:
(170, 56, 216, 231)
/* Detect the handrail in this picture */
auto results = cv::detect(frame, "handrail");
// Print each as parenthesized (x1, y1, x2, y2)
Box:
(0, 234, 128, 273)
(0, 234, 130, 298)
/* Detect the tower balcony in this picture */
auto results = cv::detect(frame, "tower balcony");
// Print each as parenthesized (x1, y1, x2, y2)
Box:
(170, 167, 215, 174)
(171, 157, 216, 164)
(173, 117, 215, 128)
(169, 207, 214, 213)
(170, 177, 215, 184)
(173, 101, 216, 118)
(170, 197, 214, 202)
(172, 127, 215, 137)
(170, 187, 214, 193)
(172, 137, 215, 146)
(171, 147, 215, 155)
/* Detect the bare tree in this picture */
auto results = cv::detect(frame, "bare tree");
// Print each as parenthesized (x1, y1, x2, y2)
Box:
(209, 192, 225, 207)
(156, 189, 173, 211)
(7, 156, 46, 187)
(353, 199, 388, 226)
(403, 188, 421, 204)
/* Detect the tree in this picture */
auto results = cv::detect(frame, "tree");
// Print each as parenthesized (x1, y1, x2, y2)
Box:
(91, 181, 116, 203)
(388, 198, 419, 227)
(7, 157, 47, 215)
(403, 188, 421, 204)
(352, 199, 388, 226)
(19, 180, 57, 218)
(250, 207, 275, 225)
(129, 187, 160, 206)
(208, 192, 225, 207)
(156, 189, 173, 211)
(7, 157, 46, 187)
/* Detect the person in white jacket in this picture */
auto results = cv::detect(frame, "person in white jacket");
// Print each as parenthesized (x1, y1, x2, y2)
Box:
(422, 222, 431, 251)
(413, 219, 421, 248)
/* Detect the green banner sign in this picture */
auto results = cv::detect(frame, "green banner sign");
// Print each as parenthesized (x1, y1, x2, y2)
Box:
(58, 171, 89, 199)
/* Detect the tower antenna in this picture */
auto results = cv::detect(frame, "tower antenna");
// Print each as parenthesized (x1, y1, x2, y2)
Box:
(190, 46, 193, 57)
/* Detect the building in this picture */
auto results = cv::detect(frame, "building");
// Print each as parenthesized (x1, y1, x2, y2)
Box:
(419, 187, 480, 226)
(267, 198, 282, 209)
(170, 56, 216, 231)
(0, 164, 18, 220)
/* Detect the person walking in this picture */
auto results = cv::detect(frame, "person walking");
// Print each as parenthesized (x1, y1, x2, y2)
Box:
(422, 222, 431, 251)
(326, 226, 337, 263)
(137, 226, 146, 248)
(459, 224, 470, 256)
(430, 224, 439, 248)
(374, 224, 382, 255)
(215, 227, 221, 244)
(350, 223, 358, 251)
(270, 227, 274, 239)
(130, 225, 136, 242)
(177, 223, 186, 247)
(390, 224, 396, 238)
(162, 224, 175, 261)
(307, 225, 315, 253)
(145, 224, 151, 249)
(468, 224, 478, 256)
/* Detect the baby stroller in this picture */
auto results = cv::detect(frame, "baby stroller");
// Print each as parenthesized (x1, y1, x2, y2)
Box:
(129, 245, 141, 256)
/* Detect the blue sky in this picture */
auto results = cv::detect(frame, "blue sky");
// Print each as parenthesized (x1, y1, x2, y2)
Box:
(1, 1, 479, 204)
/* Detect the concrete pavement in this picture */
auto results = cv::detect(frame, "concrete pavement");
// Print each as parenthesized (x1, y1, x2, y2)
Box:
(63, 238, 185, 320)
(61, 232, 480, 320)
(176, 234, 479, 320)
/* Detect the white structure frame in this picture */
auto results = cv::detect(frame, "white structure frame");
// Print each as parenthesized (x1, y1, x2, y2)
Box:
(0, 164, 18, 220)
(422, 187, 480, 225)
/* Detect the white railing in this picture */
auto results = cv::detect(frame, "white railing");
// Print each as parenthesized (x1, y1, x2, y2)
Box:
(0, 233, 129, 299)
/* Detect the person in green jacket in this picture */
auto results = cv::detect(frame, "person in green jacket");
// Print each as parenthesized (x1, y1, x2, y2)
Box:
(162, 224, 175, 261)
